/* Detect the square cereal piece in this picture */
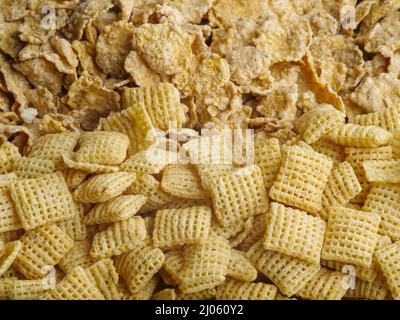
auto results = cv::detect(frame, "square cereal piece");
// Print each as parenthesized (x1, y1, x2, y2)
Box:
(75, 131, 129, 165)
(363, 183, 400, 241)
(363, 160, 400, 183)
(344, 272, 389, 300)
(216, 279, 277, 300)
(246, 240, 320, 297)
(13, 224, 74, 279)
(153, 206, 212, 249)
(269, 145, 333, 214)
(10, 172, 78, 230)
(12, 157, 55, 179)
(263, 202, 326, 264)
(208, 165, 268, 227)
(321, 206, 381, 268)
(375, 241, 400, 300)
(296, 268, 348, 300)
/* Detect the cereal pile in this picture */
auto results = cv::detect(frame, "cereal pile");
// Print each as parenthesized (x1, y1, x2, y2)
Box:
(1, 0, 400, 300)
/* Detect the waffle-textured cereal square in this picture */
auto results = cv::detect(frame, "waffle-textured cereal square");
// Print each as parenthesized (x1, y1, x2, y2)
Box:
(178, 236, 231, 294)
(296, 268, 348, 300)
(320, 161, 362, 220)
(58, 240, 100, 273)
(84, 195, 146, 225)
(363, 160, 400, 183)
(115, 244, 164, 294)
(364, 183, 400, 241)
(57, 203, 87, 241)
(153, 206, 212, 249)
(10, 172, 78, 230)
(8, 273, 56, 300)
(327, 124, 393, 147)
(246, 241, 321, 297)
(263, 202, 326, 264)
(345, 272, 389, 300)
(0, 241, 22, 277)
(209, 165, 268, 227)
(120, 149, 171, 175)
(269, 146, 333, 214)
(12, 157, 55, 179)
(196, 164, 237, 191)
(216, 279, 277, 300)
(295, 104, 346, 144)
(354, 107, 400, 133)
(75, 131, 129, 165)
(14, 224, 74, 279)
(161, 164, 210, 200)
(90, 216, 147, 258)
(0, 188, 21, 233)
(375, 241, 400, 300)
(73, 172, 136, 204)
(85, 258, 121, 300)
(321, 206, 381, 268)
(28, 132, 79, 169)
(311, 138, 345, 165)
(122, 83, 185, 130)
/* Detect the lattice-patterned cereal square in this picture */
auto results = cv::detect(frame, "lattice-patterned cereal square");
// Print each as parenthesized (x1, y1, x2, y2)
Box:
(363, 160, 400, 183)
(226, 249, 257, 283)
(73, 172, 136, 204)
(209, 165, 268, 227)
(14, 224, 74, 279)
(269, 146, 333, 214)
(311, 137, 345, 165)
(364, 183, 400, 241)
(161, 164, 210, 200)
(196, 164, 237, 191)
(216, 279, 277, 300)
(115, 244, 164, 294)
(254, 138, 282, 191)
(327, 124, 393, 147)
(123, 83, 186, 130)
(320, 161, 362, 220)
(85, 258, 121, 300)
(0, 142, 20, 174)
(321, 207, 381, 268)
(58, 240, 100, 274)
(28, 132, 79, 169)
(178, 236, 231, 294)
(127, 174, 178, 213)
(75, 131, 129, 165)
(12, 157, 55, 179)
(62, 154, 120, 174)
(263, 203, 326, 264)
(57, 203, 86, 241)
(120, 149, 171, 175)
(153, 206, 211, 249)
(90, 216, 146, 258)
(118, 276, 160, 300)
(295, 104, 346, 144)
(42, 266, 105, 300)
(0, 241, 22, 277)
(0, 188, 21, 233)
(354, 107, 400, 133)
(10, 172, 78, 230)
(375, 241, 400, 300)
(84, 195, 146, 225)
(8, 273, 56, 300)
(296, 268, 348, 300)
(344, 273, 389, 300)
(246, 241, 321, 297)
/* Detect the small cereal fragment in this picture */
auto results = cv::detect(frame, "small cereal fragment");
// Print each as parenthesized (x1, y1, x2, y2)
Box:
(152, 288, 176, 300)
(10, 172, 78, 230)
(354, 107, 400, 133)
(115, 244, 165, 294)
(295, 104, 346, 144)
(90, 216, 147, 258)
(263, 203, 326, 264)
(178, 236, 231, 294)
(75, 131, 129, 165)
(216, 279, 277, 300)
(152, 206, 211, 249)
(296, 268, 348, 300)
(73, 172, 136, 204)
(345, 273, 389, 300)
(269, 146, 333, 214)
(14, 224, 74, 279)
(321, 206, 381, 268)
(84, 195, 146, 225)
(0, 241, 22, 277)
(246, 241, 321, 297)
(363, 160, 400, 183)
(161, 164, 209, 200)
(226, 250, 257, 283)
(375, 241, 400, 299)
(363, 184, 400, 241)
(209, 165, 268, 227)
(327, 124, 393, 147)
(62, 169, 89, 191)
(320, 161, 362, 220)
